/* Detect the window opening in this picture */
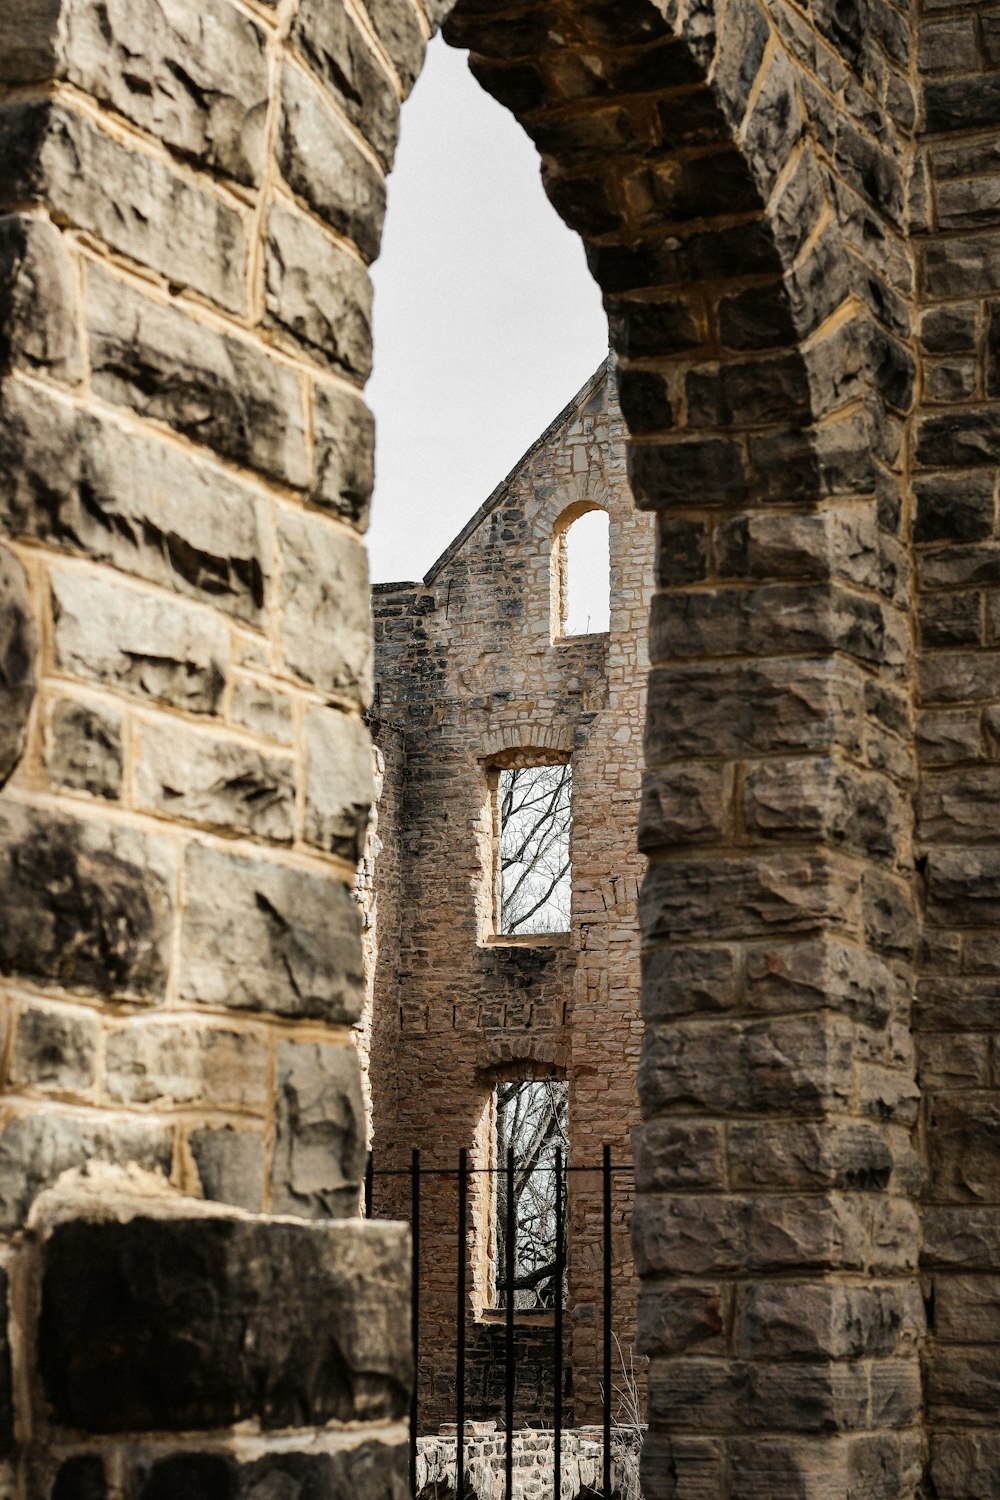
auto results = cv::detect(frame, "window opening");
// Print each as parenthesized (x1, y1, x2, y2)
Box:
(556, 508, 611, 638)
(493, 1078, 568, 1310)
(497, 763, 572, 935)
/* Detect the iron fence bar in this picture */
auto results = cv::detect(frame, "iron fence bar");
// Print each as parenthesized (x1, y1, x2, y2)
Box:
(602, 1144, 612, 1500)
(410, 1148, 420, 1497)
(457, 1147, 468, 1500)
(505, 1144, 515, 1500)
(553, 1146, 564, 1500)
(364, 1149, 373, 1219)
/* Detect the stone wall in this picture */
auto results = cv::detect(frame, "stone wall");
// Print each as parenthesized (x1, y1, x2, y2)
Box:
(0, 0, 996, 1493)
(368, 361, 653, 1428)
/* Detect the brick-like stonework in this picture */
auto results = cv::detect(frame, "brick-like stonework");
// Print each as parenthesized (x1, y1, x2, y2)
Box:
(0, 0, 996, 1494)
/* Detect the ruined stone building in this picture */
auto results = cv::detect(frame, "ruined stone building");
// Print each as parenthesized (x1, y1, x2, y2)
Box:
(366, 359, 654, 1426)
(0, 0, 998, 1496)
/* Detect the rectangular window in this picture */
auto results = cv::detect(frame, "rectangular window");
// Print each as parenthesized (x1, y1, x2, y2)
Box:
(493, 1078, 568, 1310)
(496, 763, 572, 935)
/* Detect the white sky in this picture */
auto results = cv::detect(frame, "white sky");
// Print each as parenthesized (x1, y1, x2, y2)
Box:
(366, 34, 609, 585)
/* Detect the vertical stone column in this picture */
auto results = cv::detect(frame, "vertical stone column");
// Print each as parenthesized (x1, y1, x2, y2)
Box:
(0, 0, 427, 1486)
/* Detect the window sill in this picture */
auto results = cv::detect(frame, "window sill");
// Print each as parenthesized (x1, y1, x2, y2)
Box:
(482, 932, 572, 949)
(478, 1309, 557, 1327)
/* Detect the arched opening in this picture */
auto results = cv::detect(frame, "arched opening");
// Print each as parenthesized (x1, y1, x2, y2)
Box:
(552, 503, 611, 640)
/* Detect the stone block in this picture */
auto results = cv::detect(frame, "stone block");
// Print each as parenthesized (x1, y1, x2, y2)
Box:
(0, 801, 174, 1003)
(290, 0, 400, 166)
(728, 1120, 894, 1194)
(920, 304, 977, 355)
(86, 266, 308, 487)
(178, 843, 364, 1023)
(714, 507, 879, 590)
(10, 1004, 100, 1094)
(38, 1213, 411, 1431)
(640, 945, 737, 1021)
(189, 1125, 265, 1213)
(743, 758, 904, 862)
(743, 938, 894, 1027)
(927, 848, 1000, 927)
(630, 435, 747, 509)
(0, 1111, 171, 1231)
(925, 74, 1000, 134)
(633, 1195, 747, 1277)
(920, 651, 1000, 706)
(45, 698, 123, 801)
(639, 853, 860, 946)
(133, 718, 295, 842)
(304, 705, 374, 860)
(746, 1194, 866, 1274)
(1, 382, 270, 624)
(271, 1038, 367, 1219)
(930, 1434, 1000, 1500)
(637, 764, 729, 849)
(633, 1121, 724, 1190)
(278, 508, 373, 702)
(645, 658, 864, 763)
(0, 102, 247, 312)
(278, 61, 387, 263)
(0, 543, 36, 789)
(686, 354, 811, 428)
(636, 1285, 724, 1357)
(105, 1022, 269, 1112)
(928, 1092, 1000, 1205)
(51, 569, 228, 716)
(265, 203, 373, 380)
(364, 0, 426, 92)
(59, 0, 269, 186)
(920, 1206, 1000, 1270)
(733, 1282, 922, 1362)
(928, 1346, 1000, 1424)
(924, 231, 1000, 298)
(312, 381, 376, 526)
(229, 679, 294, 745)
(129, 1440, 408, 1500)
(0, 214, 83, 380)
(920, 768, 1000, 846)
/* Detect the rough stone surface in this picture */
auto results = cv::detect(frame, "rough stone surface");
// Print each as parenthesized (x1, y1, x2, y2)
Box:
(278, 509, 373, 701)
(178, 843, 364, 1022)
(105, 1023, 268, 1111)
(130, 1440, 408, 1500)
(0, 1113, 171, 1231)
(0, 543, 36, 788)
(133, 718, 295, 842)
(45, 698, 123, 800)
(271, 1039, 367, 1218)
(10, 1004, 100, 1094)
(0, 214, 83, 380)
(265, 204, 373, 380)
(304, 707, 373, 859)
(189, 1125, 265, 1212)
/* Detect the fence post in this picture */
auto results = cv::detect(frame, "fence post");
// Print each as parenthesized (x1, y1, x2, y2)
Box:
(554, 1147, 564, 1500)
(457, 1148, 467, 1500)
(505, 1144, 515, 1500)
(411, 1148, 420, 1496)
(364, 1150, 373, 1219)
(603, 1145, 612, 1500)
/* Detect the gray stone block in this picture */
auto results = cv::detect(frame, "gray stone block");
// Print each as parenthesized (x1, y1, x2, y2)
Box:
(0, 543, 36, 788)
(278, 508, 373, 702)
(229, 679, 294, 745)
(271, 1038, 367, 1219)
(0, 801, 175, 1003)
(0, 102, 247, 312)
(290, 0, 400, 166)
(179, 842, 364, 1022)
(38, 1213, 410, 1430)
(265, 203, 373, 380)
(278, 61, 387, 262)
(0, 214, 82, 380)
(45, 698, 123, 801)
(60, 0, 269, 186)
(87, 266, 308, 487)
(133, 718, 295, 842)
(11, 1004, 100, 1094)
(51, 569, 228, 715)
(105, 1023, 269, 1111)
(189, 1126, 265, 1212)
(312, 380, 376, 526)
(304, 706, 374, 860)
(1, 382, 270, 624)
(0, 1112, 172, 1231)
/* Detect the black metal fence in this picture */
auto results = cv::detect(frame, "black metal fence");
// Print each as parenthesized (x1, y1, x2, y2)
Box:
(365, 1146, 635, 1500)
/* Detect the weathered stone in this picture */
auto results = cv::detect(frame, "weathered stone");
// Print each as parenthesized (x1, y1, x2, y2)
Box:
(304, 706, 374, 860)
(38, 1213, 410, 1430)
(189, 1126, 265, 1212)
(0, 1112, 171, 1231)
(640, 853, 860, 945)
(106, 1023, 269, 1111)
(927, 848, 1000, 926)
(743, 758, 904, 862)
(637, 764, 729, 849)
(0, 0, 63, 82)
(313, 381, 377, 525)
(131, 1440, 408, 1500)
(179, 843, 364, 1022)
(645, 658, 864, 762)
(278, 62, 387, 263)
(0, 802, 174, 1003)
(45, 698, 123, 801)
(744, 938, 894, 1026)
(51, 569, 228, 715)
(0, 214, 83, 379)
(0, 102, 247, 312)
(290, 0, 400, 166)
(86, 266, 309, 487)
(728, 1120, 898, 1194)
(133, 718, 295, 842)
(229, 679, 294, 745)
(923, 1206, 1000, 1269)
(265, 203, 373, 379)
(640, 945, 738, 1021)
(364, 0, 426, 92)
(10, 1004, 100, 1093)
(271, 1039, 367, 1219)
(714, 507, 879, 589)
(0, 543, 36, 788)
(278, 509, 373, 702)
(928, 1092, 1000, 1204)
(1, 382, 270, 624)
(637, 1285, 725, 1357)
(633, 1121, 724, 1190)
(930, 1434, 1000, 1500)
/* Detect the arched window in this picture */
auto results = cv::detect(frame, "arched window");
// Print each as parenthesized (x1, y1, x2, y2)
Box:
(552, 505, 611, 640)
